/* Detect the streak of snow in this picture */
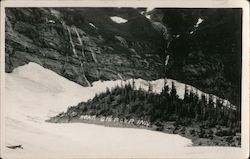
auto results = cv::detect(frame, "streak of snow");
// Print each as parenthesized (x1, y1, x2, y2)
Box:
(50, 9, 60, 18)
(194, 18, 204, 28)
(146, 15, 151, 19)
(89, 22, 97, 29)
(190, 18, 204, 35)
(165, 55, 170, 66)
(110, 16, 128, 24)
(140, 11, 145, 15)
(146, 7, 155, 12)
(5, 63, 242, 158)
(48, 20, 55, 23)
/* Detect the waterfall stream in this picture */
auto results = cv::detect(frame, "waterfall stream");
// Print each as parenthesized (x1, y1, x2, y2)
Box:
(90, 50, 98, 63)
(117, 73, 124, 81)
(73, 26, 97, 63)
(80, 62, 91, 87)
(66, 26, 78, 57)
(57, 18, 91, 87)
(73, 26, 83, 45)
(72, 26, 87, 60)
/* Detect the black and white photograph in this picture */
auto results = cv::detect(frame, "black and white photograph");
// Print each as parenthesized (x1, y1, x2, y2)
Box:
(0, 0, 249, 158)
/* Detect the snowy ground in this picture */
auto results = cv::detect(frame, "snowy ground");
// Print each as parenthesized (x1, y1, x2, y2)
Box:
(4, 62, 244, 158)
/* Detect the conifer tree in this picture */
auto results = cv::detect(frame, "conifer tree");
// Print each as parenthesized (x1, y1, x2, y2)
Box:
(184, 85, 189, 102)
(132, 78, 135, 89)
(148, 81, 153, 93)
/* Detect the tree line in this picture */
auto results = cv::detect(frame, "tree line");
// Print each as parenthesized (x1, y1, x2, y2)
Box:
(65, 79, 240, 132)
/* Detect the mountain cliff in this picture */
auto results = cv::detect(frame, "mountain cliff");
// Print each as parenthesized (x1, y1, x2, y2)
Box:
(5, 8, 168, 87)
(5, 8, 242, 106)
(159, 9, 242, 107)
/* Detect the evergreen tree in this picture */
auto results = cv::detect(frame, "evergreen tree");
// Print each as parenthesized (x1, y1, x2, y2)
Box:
(148, 81, 153, 92)
(184, 85, 189, 102)
(132, 78, 135, 89)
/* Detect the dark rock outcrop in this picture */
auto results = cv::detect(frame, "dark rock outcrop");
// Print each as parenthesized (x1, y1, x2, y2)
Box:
(5, 8, 167, 87)
(160, 9, 242, 107)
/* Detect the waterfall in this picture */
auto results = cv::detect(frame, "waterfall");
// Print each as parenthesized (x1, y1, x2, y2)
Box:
(73, 26, 83, 45)
(117, 73, 124, 81)
(66, 25, 91, 86)
(81, 48, 86, 60)
(165, 55, 169, 66)
(143, 59, 149, 67)
(66, 26, 78, 57)
(73, 26, 97, 63)
(80, 62, 91, 87)
(73, 26, 87, 60)
(90, 51, 98, 63)
(152, 22, 170, 41)
(57, 18, 90, 87)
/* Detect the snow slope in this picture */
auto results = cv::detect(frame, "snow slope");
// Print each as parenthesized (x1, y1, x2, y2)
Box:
(4, 62, 243, 158)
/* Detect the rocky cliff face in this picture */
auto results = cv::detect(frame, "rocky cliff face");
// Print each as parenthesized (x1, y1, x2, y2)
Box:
(144, 8, 242, 106)
(161, 9, 242, 107)
(5, 8, 168, 87)
(5, 8, 242, 106)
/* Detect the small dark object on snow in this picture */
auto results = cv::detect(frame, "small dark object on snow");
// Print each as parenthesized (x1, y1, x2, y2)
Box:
(7, 145, 23, 149)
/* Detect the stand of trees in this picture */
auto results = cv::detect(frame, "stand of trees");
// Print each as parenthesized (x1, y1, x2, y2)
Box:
(65, 80, 240, 132)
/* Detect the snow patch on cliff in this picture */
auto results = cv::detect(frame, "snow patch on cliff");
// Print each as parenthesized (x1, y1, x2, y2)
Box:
(89, 22, 97, 29)
(146, 15, 151, 19)
(110, 16, 128, 23)
(190, 18, 204, 34)
(146, 7, 155, 13)
(195, 18, 204, 28)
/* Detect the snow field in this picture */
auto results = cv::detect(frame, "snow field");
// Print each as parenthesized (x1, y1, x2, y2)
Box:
(5, 63, 242, 158)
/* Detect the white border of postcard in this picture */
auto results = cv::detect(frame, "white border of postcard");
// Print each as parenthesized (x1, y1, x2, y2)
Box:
(0, 0, 249, 158)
